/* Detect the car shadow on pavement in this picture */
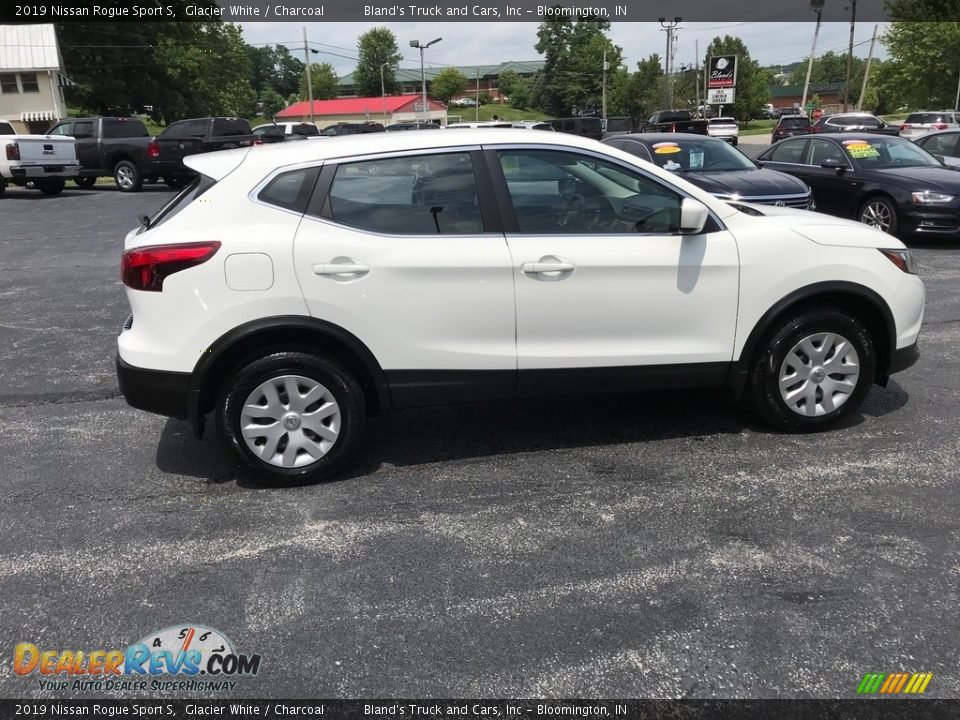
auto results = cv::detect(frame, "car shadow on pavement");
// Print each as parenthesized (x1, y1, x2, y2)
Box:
(153, 382, 909, 487)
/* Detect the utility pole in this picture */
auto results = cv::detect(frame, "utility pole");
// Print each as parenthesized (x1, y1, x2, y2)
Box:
(857, 25, 878, 112)
(303, 26, 314, 124)
(476, 68, 480, 122)
(602, 49, 609, 123)
(800, 0, 825, 117)
(955, 67, 960, 111)
(695, 39, 701, 115)
(659, 17, 680, 109)
(409, 38, 442, 121)
(380, 62, 388, 124)
(843, 0, 858, 112)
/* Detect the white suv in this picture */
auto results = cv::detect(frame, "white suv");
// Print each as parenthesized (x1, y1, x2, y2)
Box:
(117, 130, 924, 485)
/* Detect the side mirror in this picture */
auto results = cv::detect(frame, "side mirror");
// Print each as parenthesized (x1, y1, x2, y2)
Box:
(679, 198, 709, 234)
(820, 158, 846, 172)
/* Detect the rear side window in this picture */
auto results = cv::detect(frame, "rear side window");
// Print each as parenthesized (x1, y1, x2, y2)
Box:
(145, 175, 216, 231)
(780, 118, 810, 129)
(257, 167, 320, 212)
(214, 119, 252, 136)
(768, 140, 807, 164)
(324, 152, 483, 235)
(103, 119, 149, 138)
(1, 121, 18, 135)
(920, 133, 960, 157)
(160, 122, 189, 139)
(72, 121, 94, 139)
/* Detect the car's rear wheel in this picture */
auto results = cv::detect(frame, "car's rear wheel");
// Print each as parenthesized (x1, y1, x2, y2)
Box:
(859, 196, 898, 235)
(36, 179, 65, 195)
(74, 176, 97, 189)
(747, 308, 875, 431)
(216, 351, 365, 486)
(113, 160, 142, 192)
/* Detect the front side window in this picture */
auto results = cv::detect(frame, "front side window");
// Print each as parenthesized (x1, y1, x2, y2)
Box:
(325, 152, 483, 235)
(499, 150, 683, 235)
(47, 122, 72, 136)
(807, 139, 847, 166)
(19, 73, 39, 93)
(0, 74, 18, 94)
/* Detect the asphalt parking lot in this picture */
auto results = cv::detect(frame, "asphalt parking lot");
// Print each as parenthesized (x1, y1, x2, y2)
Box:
(1, 183, 958, 699)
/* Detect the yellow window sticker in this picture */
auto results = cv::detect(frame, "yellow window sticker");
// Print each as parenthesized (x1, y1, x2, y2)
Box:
(842, 139, 880, 159)
(653, 142, 682, 155)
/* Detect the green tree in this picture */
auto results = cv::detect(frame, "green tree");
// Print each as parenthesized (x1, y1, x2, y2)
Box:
(354, 27, 403, 97)
(703, 36, 763, 121)
(299, 63, 339, 101)
(431, 68, 468, 104)
(509, 77, 533, 109)
(608, 54, 664, 119)
(258, 88, 286, 117)
(883, 22, 960, 110)
(497, 69, 521, 99)
(787, 51, 867, 107)
(247, 44, 305, 99)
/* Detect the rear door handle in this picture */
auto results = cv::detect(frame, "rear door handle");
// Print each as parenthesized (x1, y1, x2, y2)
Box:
(313, 263, 369, 276)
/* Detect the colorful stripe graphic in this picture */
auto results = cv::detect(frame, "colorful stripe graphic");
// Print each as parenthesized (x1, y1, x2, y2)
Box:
(857, 673, 932, 694)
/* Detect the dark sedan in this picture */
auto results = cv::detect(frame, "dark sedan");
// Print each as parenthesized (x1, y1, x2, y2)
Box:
(603, 133, 812, 209)
(912, 130, 960, 168)
(757, 133, 960, 238)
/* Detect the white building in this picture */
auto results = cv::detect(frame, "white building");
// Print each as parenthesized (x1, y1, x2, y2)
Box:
(0, 24, 69, 133)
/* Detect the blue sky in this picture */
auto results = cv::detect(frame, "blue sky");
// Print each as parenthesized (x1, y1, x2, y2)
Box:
(240, 21, 890, 77)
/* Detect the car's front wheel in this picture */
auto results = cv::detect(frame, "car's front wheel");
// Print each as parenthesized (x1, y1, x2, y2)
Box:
(859, 196, 898, 235)
(747, 308, 875, 431)
(216, 351, 365, 485)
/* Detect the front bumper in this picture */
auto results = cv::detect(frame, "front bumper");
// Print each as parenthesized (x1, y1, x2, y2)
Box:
(901, 205, 960, 236)
(116, 355, 191, 420)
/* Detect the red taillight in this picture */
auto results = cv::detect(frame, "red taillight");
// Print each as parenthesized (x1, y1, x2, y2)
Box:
(146, 140, 159, 159)
(5, 142, 19, 161)
(901, 124, 911, 130)
(934, 123, 949, 130)
(121, 241, 221, 292)
(253, 137, 264, 146)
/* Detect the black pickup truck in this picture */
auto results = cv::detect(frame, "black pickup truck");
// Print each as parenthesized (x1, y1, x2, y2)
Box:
(641, 110, 710, 135)
(149, 117, 254, 188)
(46, 116, 156, 192)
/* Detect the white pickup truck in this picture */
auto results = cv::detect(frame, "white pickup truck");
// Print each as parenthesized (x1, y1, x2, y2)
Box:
(0, 119, 80, 196)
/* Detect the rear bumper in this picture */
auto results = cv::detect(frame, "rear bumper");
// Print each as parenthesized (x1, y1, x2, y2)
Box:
(116, 355, 191, 420)
(887, 341, 920, 376)
(8, 164, 79, 179)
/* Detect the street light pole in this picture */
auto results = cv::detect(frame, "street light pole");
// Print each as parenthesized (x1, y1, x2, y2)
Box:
(410, 37, 442, 121)
(602, 49, 609, 123)
(380, 62, 388, 124)
(800, 0, 825, 117)
(659, 17, 681, 109)
(303, 26, 314, 124)
(843, 0, 858, 112)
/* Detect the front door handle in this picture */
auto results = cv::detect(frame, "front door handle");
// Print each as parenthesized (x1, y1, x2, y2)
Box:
(522, 258, 576, 276)
(313, 262, 369, 277)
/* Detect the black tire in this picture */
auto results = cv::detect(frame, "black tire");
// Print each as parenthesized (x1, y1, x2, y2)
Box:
(74, 176, 97, 189)
(164, 176, 186, 189)
(0, 178, 5, 197)
(113, 159, 143, 192)
(216, 351, 366, 486)
(747, 308, 876, 432)
(37, 179, 65, 195)
(858, 196, 898, 236)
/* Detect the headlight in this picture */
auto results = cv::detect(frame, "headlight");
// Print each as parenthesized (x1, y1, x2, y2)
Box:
(911, 190, 955, 205)
(879, 249, 918, 275)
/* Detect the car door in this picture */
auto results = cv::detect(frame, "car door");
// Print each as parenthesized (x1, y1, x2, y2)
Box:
(490, 147, 739, 394)
(293, 148, 517, 406)
(70, 119, 99, 171)
(758, 138, 811, 181)
(802, 138, 863, 217)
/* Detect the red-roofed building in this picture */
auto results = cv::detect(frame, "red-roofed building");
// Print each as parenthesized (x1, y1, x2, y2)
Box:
(275, 94, 447, 128)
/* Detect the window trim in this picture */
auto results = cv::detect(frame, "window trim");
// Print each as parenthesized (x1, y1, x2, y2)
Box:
(485, 144, 726, 237)
(0, 73, 19, 94)
(19, 72, 40, 93)
(299, 145, 502, 237)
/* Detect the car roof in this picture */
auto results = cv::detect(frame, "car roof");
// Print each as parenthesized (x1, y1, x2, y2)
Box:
(606, 132, 726, 144)
(188, 128, 623, 178)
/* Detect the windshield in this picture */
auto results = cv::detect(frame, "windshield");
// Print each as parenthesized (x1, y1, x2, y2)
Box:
(646, 139, 755, 172)
(841, 137, 942, 168)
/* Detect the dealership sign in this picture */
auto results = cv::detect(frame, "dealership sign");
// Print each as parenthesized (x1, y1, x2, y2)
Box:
(708, 55, 738, 89)
(707, 88, 736, 105)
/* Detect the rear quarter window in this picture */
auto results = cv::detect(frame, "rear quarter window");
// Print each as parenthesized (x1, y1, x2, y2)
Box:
(103, 120, 149, 138)
(257, 167, 320, 212)
(0, 121, 15, 135)
(145, 175, 216, 230)
(214, 119, 252, 136)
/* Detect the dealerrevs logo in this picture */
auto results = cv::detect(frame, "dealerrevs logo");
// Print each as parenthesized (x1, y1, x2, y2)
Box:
(14, 625, 261, 692)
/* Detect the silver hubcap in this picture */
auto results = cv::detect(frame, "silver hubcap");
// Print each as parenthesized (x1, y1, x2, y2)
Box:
(116, 166, 133, 188)
(240, 375, 340, 468)
(861, 201, 892, 233)
(779, 332, 861, 417)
